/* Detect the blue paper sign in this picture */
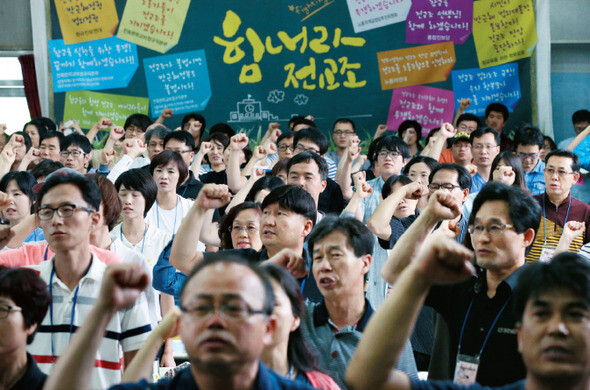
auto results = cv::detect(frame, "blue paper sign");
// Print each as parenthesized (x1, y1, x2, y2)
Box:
(143, 50, 212, 117)
(451, 63, 521, 117)
(48, 37, 139, 92)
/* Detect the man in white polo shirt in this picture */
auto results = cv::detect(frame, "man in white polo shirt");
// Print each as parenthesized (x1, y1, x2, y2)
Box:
(27, 169, 151, 389)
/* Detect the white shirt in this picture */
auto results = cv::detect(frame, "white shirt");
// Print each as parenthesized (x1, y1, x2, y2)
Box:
(145, 195, 194, 236)
(106, 154, 150, 183)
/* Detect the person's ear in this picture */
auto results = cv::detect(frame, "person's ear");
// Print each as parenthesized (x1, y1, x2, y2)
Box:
(522, 228, 535, 247)
(291, 315, 301, 332)
(263, 314, 278, 347)
(302, 219, 313, 237)
(573, 172, 581, 184)
(320, 180, 327, 194)
(360, 254, 372, 276)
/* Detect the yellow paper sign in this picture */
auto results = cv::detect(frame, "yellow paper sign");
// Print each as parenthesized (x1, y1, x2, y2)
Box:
(54, 0, 119, 44)
(472, 0, 537, 69)
(117, 0, 191, 53)
(377, 42, 456, 90)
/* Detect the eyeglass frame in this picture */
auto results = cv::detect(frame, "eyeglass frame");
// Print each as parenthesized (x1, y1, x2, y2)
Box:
(428, 183, 461, 191)
(376, 150, 401, 160)
(278, 144, 294, 152)
(333, 130, 355, 136)
(36, 203, 96, 221)
(0, 304, 22, 320)
(516, 152, 539, 160)
(60, 149, 86, 158)
(544, 167, 575, 178)
(294, 144, 320, 154)
(229, 225, 259, 234)
(468, 223, 515, 236)
(180, 302, 269, 321)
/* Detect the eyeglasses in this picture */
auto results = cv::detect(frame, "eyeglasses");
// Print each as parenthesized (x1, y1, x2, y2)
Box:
(516, 152, 539, 160)
(545, 168, 575, 178)
(333, 130, 355, 136)
(278, 144, 294, 152)
(60, 150, 86, 158)
(180, 302, 268, 321)
(0, 305, 21, 320)
(294, 145, 319, 154)
(377, 151, 400, 159)
(126, 126, 145, 135)
(473, 144, 497, 151)
(428, 183, 460, 191)
(468, 223, 514, 236)
(37, 204, 95, 221)
(167, 149, 193, 154)
(457, 124, 477, 132)
(148, 142, 163, 149)
(229, 225, 259, 234)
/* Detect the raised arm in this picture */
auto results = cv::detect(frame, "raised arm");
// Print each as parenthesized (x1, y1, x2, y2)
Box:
(226, 133, 250, 193)
(226, 167, 266, 213)
(567, 123, 590, 151)
(452, 98, 471, 127)
(86, 117, 113, 144)
(343, 171, 372, 221)
(155, 108, 173, 125)
(190, 141, 212, 178)
(346, 237, 474, 390)
(555, 221, 586, 254)
(337, 139, 362, 201)
(421, 122, 456, 161)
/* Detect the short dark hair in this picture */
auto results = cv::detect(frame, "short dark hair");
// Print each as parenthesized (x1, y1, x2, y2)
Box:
(545, 149, 581, 173)
(62, 133, 92, 154)
(0, 266, 51, 343)
(485, 103, 509, 121)
(543, 136, 557, 152)
(469, 182, 541, 236)
(514, 125, 544, 149)
(293, 127, 330, 155)
(373, 135, 411, 162)
(30, 160, 64, 181)
(218, 201, 261, 250)
(182, 113, 206, 136)
(398, 120, 422, 141)
(277, 131, 295, 145)
(246, 176, 284, 203)
(145, 125, 172, 145)
(8, 131, 32, 151)
(40, 131, 65, 150)
(271, 158, 289, 179)
(124, 113, 152, 132)
(164, 130, 195, 150)
(261, 185, 317, 226)
(403, 156, 438, 177)
(429, 163, 472, 191)
(287, 151, 329, 181)
(87, 174, 121, 231)
(23, 119, 47, 139)
(0, 171, 37, 205)
(470, 127, 500, 146)
(572, 109, 590, 125)
(513, 252, 590, 321)
(333, 118, 356, 132)
(208, 123, 235, 139)
(308, 215, 374, 260)
(36, 170, 102, 212)
(149, 150, 189, 186)
(456, 113, 481, 128)
(382, 174, 413, 199)
(179, 253, 275, 317)
(34, 117, 57, 132)
(490, 151, 528, 193)
(115, 169, 158, 216)
(290, 117, 316, 130)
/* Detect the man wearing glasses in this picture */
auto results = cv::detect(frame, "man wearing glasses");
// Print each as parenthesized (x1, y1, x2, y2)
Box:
(382, 182, 541, 386)
(326, 118, 357, 166)
(515, 126, 546, 195)
(60, 134, 93, 173)
(526, 150, 590, 263)
(26, 169, 151, 389)
(469, 128, 501, 193)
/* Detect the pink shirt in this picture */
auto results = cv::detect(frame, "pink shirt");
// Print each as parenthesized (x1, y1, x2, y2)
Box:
(0, 243, 122, 267)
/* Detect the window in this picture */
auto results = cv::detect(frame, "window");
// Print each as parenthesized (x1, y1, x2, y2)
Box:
(0, 56, 31, 134)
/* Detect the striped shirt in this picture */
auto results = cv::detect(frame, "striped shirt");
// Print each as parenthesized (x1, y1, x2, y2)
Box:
(27, 255, 152, 390)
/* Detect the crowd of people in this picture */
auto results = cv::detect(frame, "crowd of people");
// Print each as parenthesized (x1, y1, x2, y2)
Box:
(0, 101, 589, 390)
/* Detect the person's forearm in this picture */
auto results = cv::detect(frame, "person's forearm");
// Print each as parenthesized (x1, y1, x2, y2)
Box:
(16, 157, 32, 172)
(452, 106, 466, 127)
(381, 211, 439, 283)
(6, 214, 38, 248)
(240, 156, 262, 180)
(86, 125, 100, 143)
(226, 175, 257, 213)
(367, 191, 404, 240)
(227, 151, 247, 193)
(199, 214, 220, 247)
(343, 193, 364, 222)
(169, 206, 207, 274)
(567, 126, 590, 151)
(346, 264, 429, 390)
(121, 329, 165, 382)
(555, 234, 577, 254)
(43, 301, 116, 390)
(339, 159, 354, 201)
(190, 154, 204, 178)
(421, 135, 447, 160)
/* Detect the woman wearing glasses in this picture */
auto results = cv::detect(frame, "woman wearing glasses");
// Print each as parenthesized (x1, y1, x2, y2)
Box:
(218, 201, 263, 250)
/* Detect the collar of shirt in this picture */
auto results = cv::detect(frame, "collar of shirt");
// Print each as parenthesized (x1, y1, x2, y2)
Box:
(312, 298, 374, 332)
(529, 159, 545, 175)
(41, 253, 105, 289)
(543, 191, 572, 211)
(474, 266, 524, 298)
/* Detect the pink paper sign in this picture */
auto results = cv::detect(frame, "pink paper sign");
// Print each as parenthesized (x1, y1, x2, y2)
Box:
(405, 0, 473, 45)
(387, 85, 455, 134)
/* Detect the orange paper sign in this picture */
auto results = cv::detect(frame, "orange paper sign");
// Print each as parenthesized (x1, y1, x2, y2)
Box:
(377, 42, 456, 90)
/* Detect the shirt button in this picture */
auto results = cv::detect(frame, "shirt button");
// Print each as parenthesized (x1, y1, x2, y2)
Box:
(331, 351, 338, 358)
(480, 327, 484, 332)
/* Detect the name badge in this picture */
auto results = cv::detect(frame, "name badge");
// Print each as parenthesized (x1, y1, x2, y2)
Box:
(454, 354, 480, 385)
(539, 245, 556, 263)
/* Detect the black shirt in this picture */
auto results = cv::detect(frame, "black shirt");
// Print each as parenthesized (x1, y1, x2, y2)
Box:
(318, 178, 346, 216)
(199, 170, 227, 186)
(11, 354, 46, 390)
(178, 171, 203, 200)
(425, 268, 526, 386)
(378, 212, 419, 250)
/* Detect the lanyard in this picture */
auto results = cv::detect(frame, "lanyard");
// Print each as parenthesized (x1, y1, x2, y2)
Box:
(458, 294, 512, 358)
(181, 184, 188, 198)
(43, 245, 49, 262)
(156, 196, 179, 233)
(543, 194, 571, 244)
(48, 259, 92, 361)
(120, 223, 147, 254)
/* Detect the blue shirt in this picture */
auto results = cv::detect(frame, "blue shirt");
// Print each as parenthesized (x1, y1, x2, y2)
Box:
(574, 135, 590, 170)
(470, 173, 487, 193)
(108, 362, 317, 390)
(524, 160, 546, 196)
(24, 226, 45, 243)
(410, 379, 525, 390)
(152, 239, 186, 306)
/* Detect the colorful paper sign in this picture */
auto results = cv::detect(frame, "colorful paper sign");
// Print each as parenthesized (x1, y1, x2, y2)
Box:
(117, 0, 191, 53)
(143, 50, 212, 117)
(48, 37, 139, 93)
(346, 0, 412, 33)
(387, 85, 455, 133)
(472, 0, 537, 68)
(451, 63, 521, 117)
(405, 0, 472, 45)
(54, 0, 119, 44)
(377, 42, 456, 90)
(63, 91, 149, 129)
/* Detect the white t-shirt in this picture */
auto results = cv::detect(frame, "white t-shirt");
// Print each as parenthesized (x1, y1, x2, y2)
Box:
(145, 196, 193, 236)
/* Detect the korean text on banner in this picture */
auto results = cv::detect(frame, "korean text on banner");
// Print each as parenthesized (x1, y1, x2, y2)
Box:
(377, 41, 456, 90)
(48, 37, 138, 93)
(63, 90, 149, 129)
(472, 0, 537, 68)
(117, 0, 191, 53)
(346, 0, 412, 33)
(405, 0, 472, 45)
(54, 0, 119, 44)
(143, 50, 212, 117)
(451, 63, 521, 117)
(387, 85, 455, 133)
